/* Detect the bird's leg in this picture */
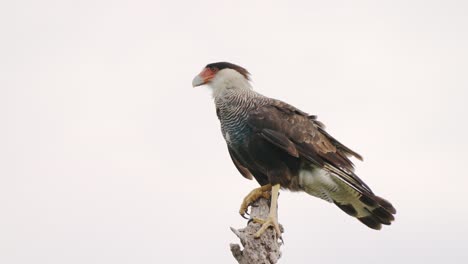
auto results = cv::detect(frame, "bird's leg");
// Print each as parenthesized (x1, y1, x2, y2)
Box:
(253, 183, 282, 239)
(239, 184, 272, 218)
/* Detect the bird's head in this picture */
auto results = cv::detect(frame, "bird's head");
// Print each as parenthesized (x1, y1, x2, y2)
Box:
(192, 62, 251, 93)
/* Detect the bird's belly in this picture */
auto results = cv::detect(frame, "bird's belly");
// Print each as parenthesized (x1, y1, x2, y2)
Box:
(298, 168, 338, 203)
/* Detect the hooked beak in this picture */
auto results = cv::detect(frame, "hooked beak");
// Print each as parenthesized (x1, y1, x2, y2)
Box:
(192, 75, 205, 87)
(192, 67, 216, 87)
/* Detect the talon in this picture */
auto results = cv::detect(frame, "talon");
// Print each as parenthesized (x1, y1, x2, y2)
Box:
(253, 215, 282, 239)
(238, 184, 272, 218)
(241, 214, 249, 220)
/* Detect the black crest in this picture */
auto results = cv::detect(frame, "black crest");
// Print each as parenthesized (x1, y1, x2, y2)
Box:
(206, 62, 250, 80)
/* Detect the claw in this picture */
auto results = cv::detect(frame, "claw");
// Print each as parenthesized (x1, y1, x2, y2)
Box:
(253, 215, 282, 239)
(238, 184, 272, 218)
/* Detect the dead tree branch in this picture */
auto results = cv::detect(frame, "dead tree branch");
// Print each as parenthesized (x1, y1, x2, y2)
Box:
(230, 198, 283, 264)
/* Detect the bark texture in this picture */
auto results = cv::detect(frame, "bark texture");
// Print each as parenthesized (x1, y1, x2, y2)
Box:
(230, 198, 283, 264)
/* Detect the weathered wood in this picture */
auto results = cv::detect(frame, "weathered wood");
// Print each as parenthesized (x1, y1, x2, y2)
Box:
(230, 198, 283, 264)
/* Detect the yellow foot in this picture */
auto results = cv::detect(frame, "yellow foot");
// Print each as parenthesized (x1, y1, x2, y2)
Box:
(253, 216, 282, 239)
(239, 184, 272, 218)
(252, 184, 282, 240)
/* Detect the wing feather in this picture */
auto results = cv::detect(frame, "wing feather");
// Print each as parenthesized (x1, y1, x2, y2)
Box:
(247, 100, 371, 194)
(260, 129, 299, 158)
(228, 146, 253, 180)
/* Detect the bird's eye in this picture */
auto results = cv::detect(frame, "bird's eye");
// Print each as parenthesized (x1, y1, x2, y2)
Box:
(210, 67, 218, 72)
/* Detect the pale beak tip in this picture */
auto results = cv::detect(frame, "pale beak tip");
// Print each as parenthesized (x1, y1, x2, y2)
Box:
(192, 75, 204, 87)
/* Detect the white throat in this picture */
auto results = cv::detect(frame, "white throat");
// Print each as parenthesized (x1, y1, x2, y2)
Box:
(208, 69, 252, 99)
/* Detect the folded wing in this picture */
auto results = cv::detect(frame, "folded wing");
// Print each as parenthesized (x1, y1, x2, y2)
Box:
(246, 100, 372, 195)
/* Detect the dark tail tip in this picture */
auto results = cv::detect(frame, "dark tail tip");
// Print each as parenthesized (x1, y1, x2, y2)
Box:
(358, 215, 382, 230)
(372, 207, 395, 224)
(359, 194, 396, 215)
(374, 196, 397, 214)
(360, 195, 396, 230)
(337, 194, 396, 230)
(334, 201, 358, 217)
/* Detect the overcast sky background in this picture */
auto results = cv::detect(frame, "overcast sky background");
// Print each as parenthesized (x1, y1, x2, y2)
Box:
(1, 0, 468, 263)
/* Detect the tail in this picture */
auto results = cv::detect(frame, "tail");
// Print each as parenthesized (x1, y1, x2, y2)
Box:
(334, 193, 396, 230)
(299, 168, 396, 230)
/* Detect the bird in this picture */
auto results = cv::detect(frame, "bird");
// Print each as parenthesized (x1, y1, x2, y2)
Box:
(192, 62, 396, 239)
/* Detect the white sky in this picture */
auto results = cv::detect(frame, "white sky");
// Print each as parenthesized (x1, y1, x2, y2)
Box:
(1, 0, 468, 263)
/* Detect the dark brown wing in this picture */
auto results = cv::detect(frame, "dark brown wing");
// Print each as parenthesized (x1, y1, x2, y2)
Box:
(246, 100, 372, 194)
(228, 146, 253, 180)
